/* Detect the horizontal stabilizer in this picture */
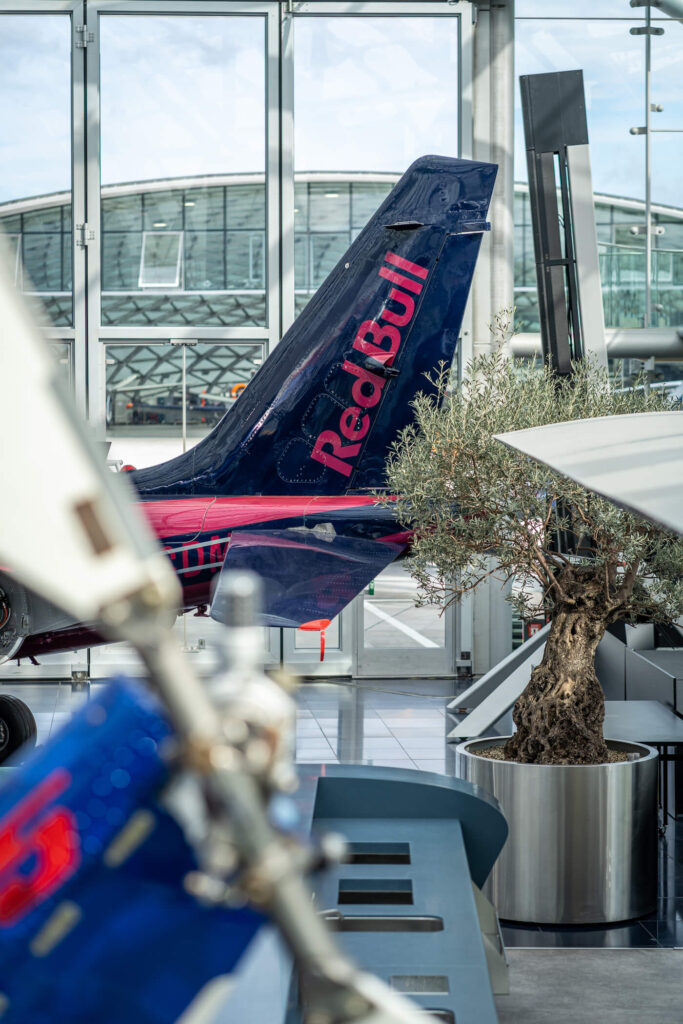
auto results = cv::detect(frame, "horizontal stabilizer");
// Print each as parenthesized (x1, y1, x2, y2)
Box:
(212, 530, 404, 628)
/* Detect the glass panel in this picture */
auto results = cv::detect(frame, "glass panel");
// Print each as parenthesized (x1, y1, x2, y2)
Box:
(310, 233, 350, 288)
(294, 14, 459, 309)
(515, 20, 644, 199)
(363, 564, 445, 652)
(100, 16, 266, 326)
(517, 2, 644, 15)
(514, 20, 650, 331)
(138, 232, 183, 288)
(0, 15, 72, 326)
(50, 341, 73, 393)
(105, 342, 263, 439)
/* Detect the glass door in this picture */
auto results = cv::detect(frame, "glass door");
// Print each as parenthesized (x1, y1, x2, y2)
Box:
(353, 564, 456, 677)
(291, 3, 463, 678)
(279, 605, 354, 677)
(88, 2, 279, 430)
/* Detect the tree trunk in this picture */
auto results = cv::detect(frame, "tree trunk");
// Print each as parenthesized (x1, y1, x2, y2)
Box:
(504, 607, 610, 765)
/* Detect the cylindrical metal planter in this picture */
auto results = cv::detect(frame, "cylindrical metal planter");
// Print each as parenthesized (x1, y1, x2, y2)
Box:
(456, 737, 658, 925)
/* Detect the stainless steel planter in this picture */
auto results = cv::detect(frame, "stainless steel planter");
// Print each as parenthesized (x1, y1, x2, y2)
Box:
(456, 738, 658, 925)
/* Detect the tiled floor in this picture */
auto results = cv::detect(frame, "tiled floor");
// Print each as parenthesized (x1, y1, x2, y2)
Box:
(3, 674, 681, 950)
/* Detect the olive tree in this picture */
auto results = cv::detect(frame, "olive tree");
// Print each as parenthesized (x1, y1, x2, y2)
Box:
(385, 351, 683, 765)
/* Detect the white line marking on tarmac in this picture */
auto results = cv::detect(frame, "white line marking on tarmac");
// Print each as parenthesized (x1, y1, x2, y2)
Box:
(364, 601, 439, 649)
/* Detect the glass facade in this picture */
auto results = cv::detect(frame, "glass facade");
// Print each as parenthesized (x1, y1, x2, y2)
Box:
(514, 189, 683, 332)
(4, 175, 682, 338)
(100, 14, 267, 328)
(99, 181, 266, 327)
(0, 15, 72, 327)
(105, 341, 263, 435)
(0, 0, 680, 419)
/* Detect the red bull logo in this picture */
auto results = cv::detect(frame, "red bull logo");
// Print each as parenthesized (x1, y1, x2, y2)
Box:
(310, 251, 428, 478)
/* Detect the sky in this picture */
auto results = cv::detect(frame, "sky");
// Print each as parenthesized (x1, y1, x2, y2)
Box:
(0, 6, 681, 207)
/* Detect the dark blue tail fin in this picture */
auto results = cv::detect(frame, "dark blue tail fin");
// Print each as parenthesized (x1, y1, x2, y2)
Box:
(132, 156, 496, 498)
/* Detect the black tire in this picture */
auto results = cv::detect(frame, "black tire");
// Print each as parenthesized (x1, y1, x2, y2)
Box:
(0, 695, 37, 764)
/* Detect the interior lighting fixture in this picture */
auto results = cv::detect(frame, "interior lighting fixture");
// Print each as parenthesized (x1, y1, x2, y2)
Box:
(184, 201, 195, 207)
(153, 222, 167, 228)
(324, 192, 339, 199)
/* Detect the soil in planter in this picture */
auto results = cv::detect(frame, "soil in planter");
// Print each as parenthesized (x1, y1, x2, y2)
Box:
(477, 744, 631, 764)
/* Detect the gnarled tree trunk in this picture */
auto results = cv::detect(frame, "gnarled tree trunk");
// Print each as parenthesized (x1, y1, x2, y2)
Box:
(504, 607, 610, 765)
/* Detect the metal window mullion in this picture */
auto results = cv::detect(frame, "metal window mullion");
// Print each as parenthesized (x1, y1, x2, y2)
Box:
(265, 2, 282, 350)
(90, 1, 274, 13)
(98, 326, 270, 341)
(279, 1, 295, 340)
(456, 5, 473, 373)
(290, 1, 466, 14)
(85, 3, 104, 430)
(459, 3, 473, 161)
(71, 1, 88, 417)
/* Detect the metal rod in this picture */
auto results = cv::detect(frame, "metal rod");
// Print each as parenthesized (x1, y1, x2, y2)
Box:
(645, 4, 652, 330)
(181, 342, 188, 453)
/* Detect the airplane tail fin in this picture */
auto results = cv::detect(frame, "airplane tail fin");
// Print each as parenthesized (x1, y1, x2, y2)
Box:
(132, 156, 496, 498)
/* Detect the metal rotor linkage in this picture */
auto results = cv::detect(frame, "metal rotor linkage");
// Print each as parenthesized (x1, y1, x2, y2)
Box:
(127, 572, 426, 1024)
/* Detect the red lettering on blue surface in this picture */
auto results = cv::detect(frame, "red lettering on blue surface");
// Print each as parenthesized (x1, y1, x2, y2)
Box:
(182, 543, 205, 577)
(378, 266, 423, 295)
(0, 769, 80, 925)
(353, 319, 401, 365)
(310, 432, 361, 477)
(310, 250, 427, 478)
(342, 361, 385, 408)
(209, 535, 226, 567)
(380, 288, 415, 328)
(384, 251, 428, 279)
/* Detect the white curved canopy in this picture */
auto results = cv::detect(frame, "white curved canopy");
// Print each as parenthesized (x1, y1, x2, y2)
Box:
(495, 411, 683, 536)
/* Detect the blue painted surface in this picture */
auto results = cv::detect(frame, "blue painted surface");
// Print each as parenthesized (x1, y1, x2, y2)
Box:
(0, 678, 264, 1024)
(312, 765, 507, 890)
(132, 156, 496, 498)
(309, 766, 508, 1024)
(212, 528, 403, 627)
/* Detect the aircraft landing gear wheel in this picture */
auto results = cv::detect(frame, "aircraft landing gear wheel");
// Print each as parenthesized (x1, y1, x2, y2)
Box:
(0, 695, 37, 765)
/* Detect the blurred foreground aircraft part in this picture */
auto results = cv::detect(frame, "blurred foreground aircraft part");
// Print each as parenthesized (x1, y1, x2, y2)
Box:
(0, 240, 437, 1024)
(495, 411, 683, 536)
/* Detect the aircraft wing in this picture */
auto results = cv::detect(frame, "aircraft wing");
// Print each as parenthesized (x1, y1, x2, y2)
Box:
(212, 530, 405, 628)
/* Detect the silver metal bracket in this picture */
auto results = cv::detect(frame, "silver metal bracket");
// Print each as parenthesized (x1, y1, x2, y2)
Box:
(76, 223, 94, 248)
(454, 221, 491, 235)
(75, 26, 94, 48)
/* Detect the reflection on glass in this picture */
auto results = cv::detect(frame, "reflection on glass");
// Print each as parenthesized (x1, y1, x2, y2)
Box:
(514, 186, 683, 331)
(139, 232, 183, 288)
(100, 15, 266, 326)
(514, 20, 644, 200)
(100, 180, 267, 326)
(50, 341, 72, 392)
(517, 1, 645, 15)
(105, 342, 263, 435)
(0, 15, 71, 326)
(294, 17, 459, 173)
(363, 564, 445, 651)
(294, 15, 458, 310)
